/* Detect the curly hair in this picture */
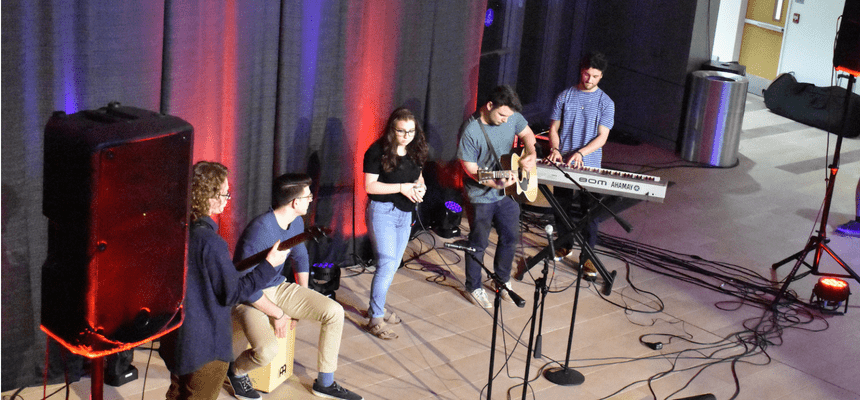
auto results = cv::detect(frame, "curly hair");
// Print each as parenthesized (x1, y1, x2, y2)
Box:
(190, 161, 228, 221)
(380, 107, 429, 173)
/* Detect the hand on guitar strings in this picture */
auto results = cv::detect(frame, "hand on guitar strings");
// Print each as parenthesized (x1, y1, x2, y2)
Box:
(517, 151, 537, 172)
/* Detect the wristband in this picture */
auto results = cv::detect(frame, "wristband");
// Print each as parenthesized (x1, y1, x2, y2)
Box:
(550, 147, 560, 154)
(576, 151, 584, 158)
(275, 312, 286, 320)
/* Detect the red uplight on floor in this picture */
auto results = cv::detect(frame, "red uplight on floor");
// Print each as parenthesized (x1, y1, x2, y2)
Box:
(812, 277, 850, 310)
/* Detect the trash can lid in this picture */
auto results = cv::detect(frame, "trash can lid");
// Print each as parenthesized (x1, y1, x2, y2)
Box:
(692, 70, 749, 84)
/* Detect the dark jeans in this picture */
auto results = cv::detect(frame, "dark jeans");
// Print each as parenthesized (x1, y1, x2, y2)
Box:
(552, 187, 600, 251)
(465, 197, 520, 291)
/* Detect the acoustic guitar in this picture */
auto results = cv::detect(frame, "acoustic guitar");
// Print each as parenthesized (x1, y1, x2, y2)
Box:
(476, 151, 538, 202)
(234, 226, 332, 271)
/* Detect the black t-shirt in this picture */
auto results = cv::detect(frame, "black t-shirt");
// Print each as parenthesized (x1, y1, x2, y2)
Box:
(363, 141, 423, 212)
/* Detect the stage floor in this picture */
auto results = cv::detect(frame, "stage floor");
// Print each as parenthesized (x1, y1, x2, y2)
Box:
(6, 94, 860, 400)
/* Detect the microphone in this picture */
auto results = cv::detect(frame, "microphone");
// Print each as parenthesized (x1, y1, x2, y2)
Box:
(615, 214, 633, 233)
(506, 287, 526, 308)
(444, 242, 477, 253)
(545, 224, 555, 260)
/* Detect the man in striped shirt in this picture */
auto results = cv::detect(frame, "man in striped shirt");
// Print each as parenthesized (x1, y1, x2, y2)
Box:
(546, 52, 615, 280)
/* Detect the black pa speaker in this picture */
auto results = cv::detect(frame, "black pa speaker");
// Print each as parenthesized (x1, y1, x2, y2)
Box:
(834, 0, 860, 75)
(42, 102, 193, 357)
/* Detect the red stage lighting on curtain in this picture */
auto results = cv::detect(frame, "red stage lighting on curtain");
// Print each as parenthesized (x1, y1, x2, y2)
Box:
(344, 0, 402, 237)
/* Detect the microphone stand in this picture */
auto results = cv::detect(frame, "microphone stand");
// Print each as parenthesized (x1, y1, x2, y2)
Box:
(519, 162, 631, 388)
(543, 258, 586, 386)
(460, 249, 525, 399)
(521, 225, 555, 399)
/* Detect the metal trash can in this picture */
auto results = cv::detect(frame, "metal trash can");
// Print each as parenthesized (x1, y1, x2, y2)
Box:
(681, 70, 749, 167)
(701, 60, 746, 76)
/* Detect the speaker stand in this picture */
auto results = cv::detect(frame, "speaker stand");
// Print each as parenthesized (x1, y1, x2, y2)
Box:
(91, 356, 104, 400)
(771, 74, 860, 308)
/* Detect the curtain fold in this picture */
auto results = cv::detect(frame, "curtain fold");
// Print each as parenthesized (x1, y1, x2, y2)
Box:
(1, 0, 485, 390)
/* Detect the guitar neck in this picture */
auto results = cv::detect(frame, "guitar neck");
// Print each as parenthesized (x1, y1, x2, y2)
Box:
(478, 170, 515, 180)
(234, 233, 311, 271)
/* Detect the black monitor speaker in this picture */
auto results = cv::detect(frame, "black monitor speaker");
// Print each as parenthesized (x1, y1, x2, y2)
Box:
(834, 0, 860, 75)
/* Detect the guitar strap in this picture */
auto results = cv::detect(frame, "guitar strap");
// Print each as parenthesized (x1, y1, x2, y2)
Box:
(477, 118, 507, 197)
(477, 118, 503, 170)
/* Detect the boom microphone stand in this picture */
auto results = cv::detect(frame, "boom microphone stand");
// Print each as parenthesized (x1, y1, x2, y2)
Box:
(445, 243, 526, 399)
(771, 73, 860, 308)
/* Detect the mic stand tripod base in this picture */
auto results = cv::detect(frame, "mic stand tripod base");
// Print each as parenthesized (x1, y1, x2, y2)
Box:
(543, 366, 584, 386)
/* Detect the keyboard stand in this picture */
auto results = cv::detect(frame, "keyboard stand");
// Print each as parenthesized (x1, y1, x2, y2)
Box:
(519, 184, 616, 295)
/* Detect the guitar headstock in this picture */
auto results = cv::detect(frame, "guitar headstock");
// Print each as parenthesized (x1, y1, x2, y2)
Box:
(306, 226, 333, 242)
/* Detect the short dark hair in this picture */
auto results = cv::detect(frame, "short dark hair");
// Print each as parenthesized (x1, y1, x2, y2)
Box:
(579, 52, 608, 72)
(486, 85, 523, 113)
(272, 173, 312, 209)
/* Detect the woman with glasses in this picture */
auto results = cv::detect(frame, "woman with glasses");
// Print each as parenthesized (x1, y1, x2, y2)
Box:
(362, 107, 429, 340)
(159, 161, 288, 400)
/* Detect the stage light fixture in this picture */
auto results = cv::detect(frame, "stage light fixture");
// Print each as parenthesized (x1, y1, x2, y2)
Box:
(810, 277, 850, 313)
(435, 201, 463, 238)
(485, 8, 494, 27)
(310, 262, 340, 300)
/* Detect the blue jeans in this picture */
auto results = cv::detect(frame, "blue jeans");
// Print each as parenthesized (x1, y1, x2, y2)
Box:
(465, 197, 520, 292)
(366, 200, 413, 318)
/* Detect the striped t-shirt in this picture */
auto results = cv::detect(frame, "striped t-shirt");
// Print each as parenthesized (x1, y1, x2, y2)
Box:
(550, 87, 614, 168)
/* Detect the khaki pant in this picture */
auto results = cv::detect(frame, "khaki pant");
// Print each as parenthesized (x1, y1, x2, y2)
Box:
(165, 360, 229, 400)
(232, 282, 343, 375)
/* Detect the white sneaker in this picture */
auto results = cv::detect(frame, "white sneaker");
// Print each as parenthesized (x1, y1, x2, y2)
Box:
(470, 288, 493, 308)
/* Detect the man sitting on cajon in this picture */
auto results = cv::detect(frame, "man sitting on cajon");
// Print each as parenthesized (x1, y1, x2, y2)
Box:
(227, 174, 361, 400)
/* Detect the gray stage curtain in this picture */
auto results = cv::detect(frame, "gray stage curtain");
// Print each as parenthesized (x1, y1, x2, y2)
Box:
(2, 0, 485, 390)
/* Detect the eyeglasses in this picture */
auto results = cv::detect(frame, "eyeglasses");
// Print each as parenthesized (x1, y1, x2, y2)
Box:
(395, 129, 416, 138)
(296, 193, 314, 202)
(218, 192, 231, 200)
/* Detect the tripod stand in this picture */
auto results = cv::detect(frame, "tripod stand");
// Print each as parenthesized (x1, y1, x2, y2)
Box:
(771, 73, 860, 308)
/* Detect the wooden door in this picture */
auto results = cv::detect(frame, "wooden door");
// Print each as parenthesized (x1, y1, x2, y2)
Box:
(738, 0, 791, 81)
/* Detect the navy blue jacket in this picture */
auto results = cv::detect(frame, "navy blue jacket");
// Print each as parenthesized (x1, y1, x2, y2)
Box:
(159, 216, 276, 376)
